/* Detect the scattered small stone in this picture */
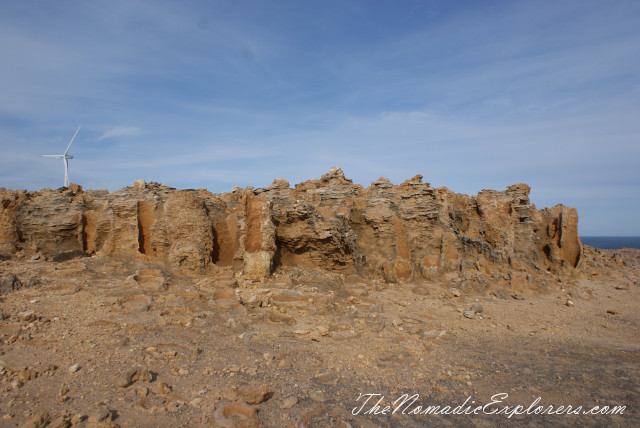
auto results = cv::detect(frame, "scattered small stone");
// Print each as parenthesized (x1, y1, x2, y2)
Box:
(470, 303, 483, 314)
(68, 364, 80, 374)
(44, 365, 58, 376)
(568, 289, 592, 300)
(120, 369, 139, 387)
(20, 411, 50, 428)
(280, 396, 298, 409)
(317, 325, 330, 336)
(214, 402, 258, 427)
(614, 283, 629, 290)
(492, 289, 510, 300)
(313, 371, 339, 386)
(464, 302, 484, 319)
(446, 288, 461, 298)
(421, 329, 447, 341)
(0, 274, 21, 294)
(70, 414, 85, 425)
(376, 350, 411, 368)
(221, 388, 240, 401)
(238, 384, 270, 404)
(48, 414, 71, 428)
(188, 397, 203, 408)
(119, 368, 153, 388)
(309, 390, 327, 402)
(411, 285, 430, 296)
(566, 300, 574, 307)
(178, 368, 189, 376)
(278, 359, 292, 369)
(308, 330, 322, 341)
(18, 368, 38, 382)
(165, 401, 185, 413)
(18, 311, 37, 322)
(155, 381, 172, 394)
(89, 407, 111, 424)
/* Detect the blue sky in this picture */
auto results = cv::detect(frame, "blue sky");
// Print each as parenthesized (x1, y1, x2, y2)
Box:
(0, 0, 639, 235)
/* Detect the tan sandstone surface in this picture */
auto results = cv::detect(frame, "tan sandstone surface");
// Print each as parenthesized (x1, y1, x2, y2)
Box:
(0, 169, 638, 427)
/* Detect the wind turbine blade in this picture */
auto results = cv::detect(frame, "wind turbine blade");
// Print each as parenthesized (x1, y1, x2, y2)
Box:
(64, 126, 81, 155)
(64, 158, 69, 187)
(42, 155, 63, 158)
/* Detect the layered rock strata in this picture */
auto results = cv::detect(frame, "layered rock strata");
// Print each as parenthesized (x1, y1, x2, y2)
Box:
(0, 168, 582, 282)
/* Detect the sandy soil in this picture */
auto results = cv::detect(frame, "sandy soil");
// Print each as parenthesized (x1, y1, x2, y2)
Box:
(0, 252, 638, 427)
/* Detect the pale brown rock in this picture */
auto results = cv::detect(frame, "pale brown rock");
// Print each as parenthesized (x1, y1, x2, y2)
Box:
(48, 415, 71, 428)
(88, 407, 111, 424)
(155, 381, 172, 394)
(19, 412, 50, 428)
(214, 402, 260, 427)
(118, 368, 153, 388)
(280, 396, 298, 409)
(237, 384, 270, 405)
(0, 170, 582, 282)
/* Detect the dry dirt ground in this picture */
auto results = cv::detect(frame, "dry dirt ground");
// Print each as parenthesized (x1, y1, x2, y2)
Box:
(0, 251, 639, 427)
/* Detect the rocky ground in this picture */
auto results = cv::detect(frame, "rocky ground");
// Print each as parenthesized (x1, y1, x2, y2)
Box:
(0, 248, 639, 428)
(603, 248, 640, 269)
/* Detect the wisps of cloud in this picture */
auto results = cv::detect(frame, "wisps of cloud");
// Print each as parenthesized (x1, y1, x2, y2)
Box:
(98, 126, 141, 140)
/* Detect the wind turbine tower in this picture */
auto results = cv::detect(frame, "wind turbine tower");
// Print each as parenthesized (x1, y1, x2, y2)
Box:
(42, 126, 81, 188)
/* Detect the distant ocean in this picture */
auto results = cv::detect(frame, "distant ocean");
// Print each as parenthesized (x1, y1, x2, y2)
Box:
(581, 236, 640, 250)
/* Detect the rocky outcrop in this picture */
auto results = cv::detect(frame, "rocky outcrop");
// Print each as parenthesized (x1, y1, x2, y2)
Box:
(0, 168, 582, 281)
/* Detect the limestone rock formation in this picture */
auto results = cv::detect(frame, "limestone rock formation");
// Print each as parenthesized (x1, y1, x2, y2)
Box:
(0, 168, 582, 282)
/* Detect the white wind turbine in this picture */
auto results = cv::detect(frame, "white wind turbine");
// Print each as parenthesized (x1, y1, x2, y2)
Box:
(42, 126, 81, 188)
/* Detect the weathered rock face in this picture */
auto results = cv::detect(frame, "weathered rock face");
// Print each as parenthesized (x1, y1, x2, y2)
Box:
(0, 168, 582, 280)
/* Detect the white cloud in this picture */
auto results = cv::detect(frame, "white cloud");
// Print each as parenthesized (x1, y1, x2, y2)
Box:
(98, 126, 141, 140)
